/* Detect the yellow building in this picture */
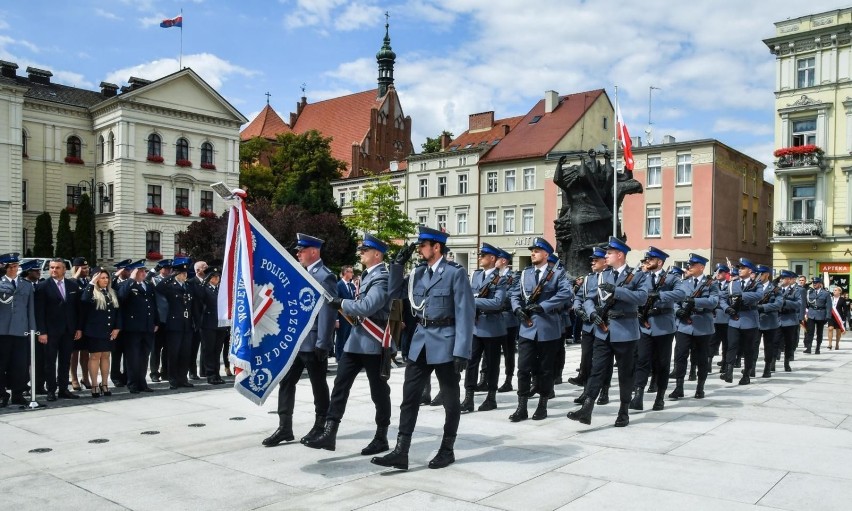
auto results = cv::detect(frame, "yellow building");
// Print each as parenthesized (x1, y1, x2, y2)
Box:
(764, 9, 852, 290)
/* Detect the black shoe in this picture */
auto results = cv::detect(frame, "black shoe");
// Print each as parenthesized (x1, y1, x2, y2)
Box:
(141, 387, 154, 393)
(150, 374, 162, 383)
(652, 397, 665, 411)
(532, 397, 548, 420)
(428, 435, 456, 469)
(596, 386, 610, 405)
(169, 384, 179, 390)
(46, 392, 57, 402)
(762, 366, 772, 378)
(738, 375, 750, 385)
(10, 394, 27, 406)
(694, 380, 706, 399)
(429, 391, 444, 407)
(573, 392, 587, 404)
(179, 382, 194, 388)
(724, 364, 734, 383)
(475, 373, 487, 392)
(371, 434, 410, 470)
(420, 383, 431, 405)
(815, 349, 821, 354)
(803, 348, 812, 354)
(128, 388, 141, 394)
(497, 379, 513, 393)
(262, 418, 294, 446)
(360, 426, 389, 455)
(509, 397, 528, 422)
(189, 373, 200, 381)
(304, 420, 339, 451)
(567, 376, 585, 387)
(567, 397, 594, 425)
(749, 367, 756, 377)
(0, 392, 8, 407)
(784, 361, 792, 372)
(57, 388, 79, 399)
(614, 404, 629, 427)
(628, 387, 644, 411)
(300, 415, 326, 445)
(478, 391, 497, 411)
(669, 379, 684, 399)
(460, 390, 475, 413)
(647, 374, 658, 393)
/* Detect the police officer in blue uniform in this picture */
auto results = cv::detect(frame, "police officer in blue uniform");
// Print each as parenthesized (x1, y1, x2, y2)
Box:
(671, 254, 719, 400)
(305, 234, 393, 454)
(199, 268, 228, 384)
(149, 259, 172, 382)
(0, 254, 36, 407)
(462, 242, 508, 413)
(777, 270, 802, 371)
(117, 260, 158, 393)
(720, 258, 763, 384)
(569, 246, 607, 404)
(109, 258, 132, 387)
(495, 249, 518, 393)
(154, 257, 198, 389)
(509, 238, 573, 422)
(568, 236, 648, 427)
(804, 277, 830, 354)
(373, 226, 474, 470)
(263, 234, 337, 447)
(630, 247, 685, 411)
(549, 253, 572, 387)
(754, 265, 782, 378)
(709, 264, 731, 371)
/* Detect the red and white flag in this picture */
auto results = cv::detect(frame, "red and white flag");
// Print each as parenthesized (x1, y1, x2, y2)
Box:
(616, 105, 634, 171)
(831, 302, 846, 333)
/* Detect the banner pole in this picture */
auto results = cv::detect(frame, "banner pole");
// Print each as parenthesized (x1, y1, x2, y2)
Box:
(613, 86, 619, 238)
(26, 330, 44, 410)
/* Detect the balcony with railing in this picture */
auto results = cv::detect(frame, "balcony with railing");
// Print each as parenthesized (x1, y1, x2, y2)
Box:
(774, 219, 823, 238)
(774, 145, 826, 173)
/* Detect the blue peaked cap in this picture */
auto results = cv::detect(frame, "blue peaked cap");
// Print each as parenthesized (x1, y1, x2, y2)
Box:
(590, 246, 607, 259)
(605, 236, 630, 254)
(644, 246, 668, 260)
(528, 237, 554, 255)
(669, 266, 685, 276)
(687, 253, 709, 266)
(755, 264, 772, 274)
(497, 249, 513, 263)
(547, 253, 559, 264)
(735, 258, 757, 272)
(155, 259, 173, 270)
(715, 263, 730, 273)
(296, 233, 324, 249)
(480, 242, 501, 257)
(126, 259, 146, 271)
(417, 225, 449, 244)
(20, 259, 41, 272)
(779, 269, 797, 279)
(358, 233, 388, 254)
(0, 252, 20, 264)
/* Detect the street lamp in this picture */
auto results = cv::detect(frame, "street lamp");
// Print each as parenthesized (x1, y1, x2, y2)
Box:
(76, 179, 110, 263)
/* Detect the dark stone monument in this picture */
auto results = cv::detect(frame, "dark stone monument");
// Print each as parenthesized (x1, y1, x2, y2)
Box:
(553, 150, 643, 276)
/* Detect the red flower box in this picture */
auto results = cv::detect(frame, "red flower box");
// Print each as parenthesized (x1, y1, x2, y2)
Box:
(65, 156, 84, 165)
(65, 205, 77, 214)
(199, 210, 216, 219)
(201, 162, 216, 170)
(773, 144, 823, 157)
(147, 154, 164, 163)
(146, 251, 163, 261)
(175, 207, 192, 216)
(146, 206, 164, 215)
(176, 159, 192, 168)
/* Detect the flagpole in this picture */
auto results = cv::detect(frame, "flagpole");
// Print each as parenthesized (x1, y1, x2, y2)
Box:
(179, 8, 183, 69)
(613, 86, 619, 238)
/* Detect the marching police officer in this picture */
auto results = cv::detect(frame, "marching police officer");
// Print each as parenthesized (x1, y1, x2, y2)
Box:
(263, 234, 337, 447)
(155, 257, 198, 389)
(117, 260, 158, 393)
(777, 270, 802, 372)
(804, 277, 830, 354)
(0, 254, 36, 407)
(720, 258, 762, 385)
(569, 246, 607, 404)
(754, 265, 782, 378)
(709, 264, 731, 371)
(567, 236, 647, 427)
(671, 254, 719, 400)
(495, 249, 518, 393)
(509, 238, 573, 422)
(373, 226, 474, 470)
(305, 234, 393, 454)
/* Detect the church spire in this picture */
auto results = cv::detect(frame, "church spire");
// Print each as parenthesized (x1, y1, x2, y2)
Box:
(376, 12, 396, 98)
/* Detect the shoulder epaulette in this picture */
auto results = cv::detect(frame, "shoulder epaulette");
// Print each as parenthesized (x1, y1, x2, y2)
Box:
(446, 260, 462, 269)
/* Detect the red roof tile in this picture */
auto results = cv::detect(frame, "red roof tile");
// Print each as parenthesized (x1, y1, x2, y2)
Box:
(240, 104, 290, 141)
(448, 115, 525, 152)
(481, 89, 606, 164)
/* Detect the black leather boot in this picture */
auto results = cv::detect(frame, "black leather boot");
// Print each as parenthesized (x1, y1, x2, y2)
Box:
(596, 385, 610, 405)
(262, 414, 294, 446)
(371, 433, 410, 470)
(532, 396, 548, 420)
(428, 435, 456, 469)
(420, 382, 431, 405)
(429, 390, 444, 406)
(723, 364, 734, 383)
(360, 426, 389, 455)
(784, 358, 792, 372)
(739, 373, 751, 385)
(688, 363, 697, 381)
(460, 390, 475, 413)
(669, 379, 684, 399)
(567, 373, 585, 386)
(304, 419, 338, 451)
(497, 377, 513, 393)
(509, 396, 528, 422)
(762, 361, 772, 378)
(566, 397, 594, 425)
(652, 393, 665, 410)
(475, 372, 487, 391)
(694, 378, 706, 399)
(528, 376, 539, 397)
(647, 373, 658, 393)
(628, 386, 644, 410)
(478, 390, 497, 411)
(573, 390, 587, 404)
(614, 402, 629, 427)
(300, 415, 325, 444)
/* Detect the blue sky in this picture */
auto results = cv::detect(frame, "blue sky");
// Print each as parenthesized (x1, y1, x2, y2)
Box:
(1, 0, 847, 176)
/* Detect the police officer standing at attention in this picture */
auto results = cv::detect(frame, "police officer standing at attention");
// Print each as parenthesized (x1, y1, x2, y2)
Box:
(305, 234, 392, 454)
(199, 268, 228, 385)
(373, 226, 474, 470)
(630, 247, 684, 411)
(777, 270, 802, 371)
(0, 254, 36, 407)
(804, 277, 830, 354)
(754, 265, 782, 378)
(720, 258, 763, 385)
(567, 237, 648, 427)
(671, 254, 719, 400)
(262, 234, 337, 447)
(117, 260, 158, 393)
(509, 238, 573, 422)
(155, 257, 198, 389)
(149, 259, 171, 382)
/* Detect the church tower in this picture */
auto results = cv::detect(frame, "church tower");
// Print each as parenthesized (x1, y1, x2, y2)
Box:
(376, 17, 396, 98)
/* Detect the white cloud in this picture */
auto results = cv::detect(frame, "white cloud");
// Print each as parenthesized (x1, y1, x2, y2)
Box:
(713, 118, 774, 136)
(284, 0, 346, 29)
(335, 3, 384, 31)
(0, 19, 8, 31)
(140, 14, 169, 28)
(283, 0, 384, 31)
(104, 53, 258, 90)
(94, 8, 122, 21)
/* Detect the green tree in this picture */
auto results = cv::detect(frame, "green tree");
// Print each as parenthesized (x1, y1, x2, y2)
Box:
(344, 173, 416, 248)
(270, 130, 345, 214)
(32, 212, 54, 257)
(55, 209, 75, 260)
(421, 130, 454, 153)
(239, 165, 276, 202)
(73, 194, 95, 264)
(239, 136, 272, 167)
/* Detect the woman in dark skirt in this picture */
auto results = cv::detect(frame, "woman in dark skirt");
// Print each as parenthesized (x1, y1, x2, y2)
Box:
(79, 268, 122, 397)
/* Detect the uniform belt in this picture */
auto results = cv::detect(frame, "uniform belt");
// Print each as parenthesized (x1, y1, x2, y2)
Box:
(419, 318, 455, 327)
(647, 308, 673, 316)
(741, 305, 757, 311)
(606, 311, 638, 319)
(476, 310, 501, 316)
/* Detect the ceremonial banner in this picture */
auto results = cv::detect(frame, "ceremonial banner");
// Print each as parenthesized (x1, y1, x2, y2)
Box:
(216, 186, 326, 405)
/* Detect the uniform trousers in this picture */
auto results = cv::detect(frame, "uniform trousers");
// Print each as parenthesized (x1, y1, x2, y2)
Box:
(804, 318, 826, 350)
(554, 335, 567, 380)
(276, 351, 329, 418)
(674, 332, 711, 380)
(585, 337, 636, 405)
(0, 335, 28, 394)
(110, 333, 126, 384)
(166, 330, 193, 386)
(44, 332, 74, 392)
(634, 332, 674, 390)
(578, 330, 594, 382)
(123, 331, 154, 391)
(201, 328, 229, 376)
(190, 329, 203, 376)
(517, 337, 561, 398)
(725, 326, 758, 372)
(754, 328, 778, 364)
(327, 351, 391, 426)
(711, 323, 728, 362)
(150, 324, 168, 378)
(779, 325, 798, 361)
(397, 350, 460, 436)
(503, 325, 518, 377)
(465, 334, 503, 392)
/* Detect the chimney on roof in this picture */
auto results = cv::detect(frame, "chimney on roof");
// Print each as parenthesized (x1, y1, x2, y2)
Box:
(100, 81, 119, 97)
(469, 111, 494, 131)
(662, 135, 676, 144)
(389, 160, 399, 172)
(544, 90, 559, 113)
(127, 76, 151, 90)
(440, 132, 452, 151)
(0, 60, 18, 78)
(502, 124, 510, 135)
(26, 66, 52, 85)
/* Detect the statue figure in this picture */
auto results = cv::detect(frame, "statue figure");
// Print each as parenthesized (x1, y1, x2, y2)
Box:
(554, 150, 643, 276)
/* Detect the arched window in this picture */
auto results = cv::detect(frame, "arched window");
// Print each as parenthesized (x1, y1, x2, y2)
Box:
(98, 135, 105, 163)
(146, 230, 161, 255)
(201, 142, 213, 167)
(176, 138, 189, 162)
(108, 132, 115, 160)
(148, 133, 162, 157)
(67, 136, 82, 158)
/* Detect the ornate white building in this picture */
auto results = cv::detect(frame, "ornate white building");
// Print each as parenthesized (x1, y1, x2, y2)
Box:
(0, 63, 246, 263)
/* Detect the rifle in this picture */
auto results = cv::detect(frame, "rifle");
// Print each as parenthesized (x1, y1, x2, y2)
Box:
(598, 267, 636, 333)
(640, 266, 671, 329)
(726, 277, 757, 321)
(523, 264, 555, 327)
(476, 270, 502, 299)
(677, 274, 712, 325)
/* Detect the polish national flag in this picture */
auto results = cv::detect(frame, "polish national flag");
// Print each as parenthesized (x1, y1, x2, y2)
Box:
(616, 105, 634, 171)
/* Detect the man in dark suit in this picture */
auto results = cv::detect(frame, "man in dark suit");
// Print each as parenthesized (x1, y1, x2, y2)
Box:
(117, 260, 158, 393)
(35, 258, 82, 401)
(335, 265, 356, 360)
(189, 260, 208, 379)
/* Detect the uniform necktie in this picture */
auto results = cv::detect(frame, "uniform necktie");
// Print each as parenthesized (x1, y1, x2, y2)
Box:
(534, 269, 541, 283)
(613, 270, 619, 281)
(362, 270, 369, 281)
(57, 279, 65, 300)
(428, 267, 434, 279)
(11, 278, 16, 289)
(141, 282, 147, 292)
(348, 282, 355, 297)
(693, 278, 698, 287)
